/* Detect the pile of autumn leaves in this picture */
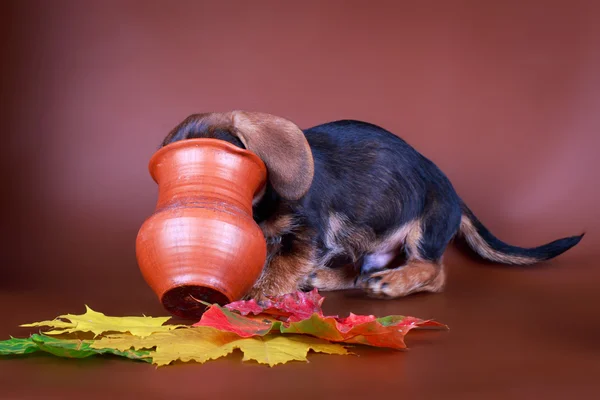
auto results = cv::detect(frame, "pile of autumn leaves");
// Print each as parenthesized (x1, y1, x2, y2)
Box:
(0, 290, 446, 367)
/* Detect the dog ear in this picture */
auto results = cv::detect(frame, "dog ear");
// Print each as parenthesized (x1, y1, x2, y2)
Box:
(228, 111, 314, 201)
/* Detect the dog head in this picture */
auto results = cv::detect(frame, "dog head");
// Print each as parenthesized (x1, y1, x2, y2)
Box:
(161, 111, 314, 201)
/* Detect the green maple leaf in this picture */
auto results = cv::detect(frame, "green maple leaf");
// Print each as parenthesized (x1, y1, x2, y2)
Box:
(0, 334, 152, 362)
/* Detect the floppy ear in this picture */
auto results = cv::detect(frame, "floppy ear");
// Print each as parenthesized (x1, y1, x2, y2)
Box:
(228, 111, 314, 201)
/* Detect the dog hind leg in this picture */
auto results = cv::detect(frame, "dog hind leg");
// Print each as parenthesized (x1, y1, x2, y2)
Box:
(360, 202, 460, 298)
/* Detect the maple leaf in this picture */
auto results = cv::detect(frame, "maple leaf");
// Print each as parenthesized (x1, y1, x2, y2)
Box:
(0, 334, 152, 362)
(228, 334, 348, 367)
(195, 289, 447, 349)
(226, 289, 324, 322)
(91, 326, 349, 367)
(20, 306, 182, 338)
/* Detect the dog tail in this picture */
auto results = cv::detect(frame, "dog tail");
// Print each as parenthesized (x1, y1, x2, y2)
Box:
(458, 201, 584, 265)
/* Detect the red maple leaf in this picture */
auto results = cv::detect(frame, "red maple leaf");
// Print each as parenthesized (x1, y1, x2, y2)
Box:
(195, 289, 447, 349)
(224, 289, 325, 321)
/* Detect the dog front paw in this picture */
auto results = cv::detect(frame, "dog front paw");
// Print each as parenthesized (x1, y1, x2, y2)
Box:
(242, 288, 272, 305)
(301, 267, 358, 292)
(358, 270, 397, 298)
(244, 285, 301, 305)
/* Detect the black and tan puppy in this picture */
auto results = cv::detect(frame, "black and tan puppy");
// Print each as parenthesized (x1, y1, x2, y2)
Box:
(161, 111, 583, 301)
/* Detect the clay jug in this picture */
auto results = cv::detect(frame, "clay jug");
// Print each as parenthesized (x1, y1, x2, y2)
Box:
(136, 138, 268, 318)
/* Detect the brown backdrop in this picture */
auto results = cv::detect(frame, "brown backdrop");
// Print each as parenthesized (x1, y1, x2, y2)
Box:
(1, 1, 599, 399)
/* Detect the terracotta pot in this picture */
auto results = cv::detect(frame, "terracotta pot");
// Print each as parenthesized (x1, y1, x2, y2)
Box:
(135, 138, 268, 318)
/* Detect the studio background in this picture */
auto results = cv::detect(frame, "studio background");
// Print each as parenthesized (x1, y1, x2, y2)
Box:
(1, 1, 598, 398)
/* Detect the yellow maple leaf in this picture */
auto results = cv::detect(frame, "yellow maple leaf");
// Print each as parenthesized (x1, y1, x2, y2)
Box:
(224, 334, 350, 367)
(20, 306, 182, 338)
(91, 326, 350, 367)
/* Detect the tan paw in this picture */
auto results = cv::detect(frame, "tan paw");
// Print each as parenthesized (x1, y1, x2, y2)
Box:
(243, 284, 293, 304)
(359, 262, 445, 299)
(302, 266, 358, 291)
(242, 289, 270, 304)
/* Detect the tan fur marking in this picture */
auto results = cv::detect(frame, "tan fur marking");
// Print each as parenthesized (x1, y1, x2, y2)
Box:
(405, 221, 423, 255)
(252, 183, 267, 206)
(361, 260, 445, 298)
(259, 214, 297, 238)
(325, 212, 345, 250)
(372, 219, 423, 258)
(460, 216, 537, 264)
(323, 212, 375, 262)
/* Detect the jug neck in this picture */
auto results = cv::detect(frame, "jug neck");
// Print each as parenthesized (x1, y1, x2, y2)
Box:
(148, 139, 267, 216)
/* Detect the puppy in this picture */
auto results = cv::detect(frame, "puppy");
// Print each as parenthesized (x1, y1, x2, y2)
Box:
(160, 111, 584, 301)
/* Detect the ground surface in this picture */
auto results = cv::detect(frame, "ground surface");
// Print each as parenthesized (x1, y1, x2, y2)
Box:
(1, 247, 598, 400)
